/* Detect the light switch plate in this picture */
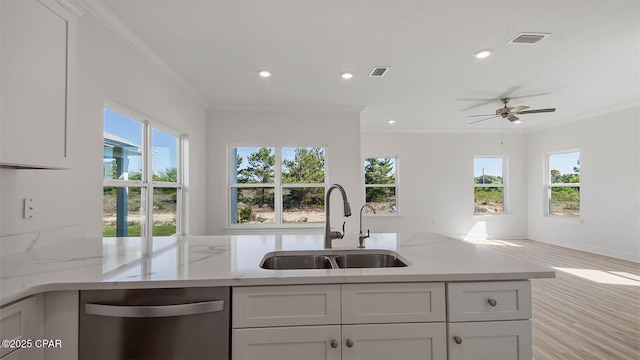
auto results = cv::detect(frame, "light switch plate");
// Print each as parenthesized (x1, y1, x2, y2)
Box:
(23, 198, 37, 219)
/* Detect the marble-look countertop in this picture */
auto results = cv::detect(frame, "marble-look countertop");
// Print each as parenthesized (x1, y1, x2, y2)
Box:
(0, 232, 554, 306)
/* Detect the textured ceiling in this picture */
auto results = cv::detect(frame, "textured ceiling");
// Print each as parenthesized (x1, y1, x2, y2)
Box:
(101, 0, 639, 132)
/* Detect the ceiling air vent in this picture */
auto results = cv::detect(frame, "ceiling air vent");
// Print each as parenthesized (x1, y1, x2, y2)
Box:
(508, 32, 550, 44)
(369, 66, 389, 77)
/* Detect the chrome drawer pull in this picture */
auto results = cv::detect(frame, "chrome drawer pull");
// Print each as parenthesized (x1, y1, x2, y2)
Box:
(85, 300, 224, 318)
(487, 298, 497, 307)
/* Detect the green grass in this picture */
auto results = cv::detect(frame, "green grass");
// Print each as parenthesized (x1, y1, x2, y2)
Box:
(103, 224, 177, 237)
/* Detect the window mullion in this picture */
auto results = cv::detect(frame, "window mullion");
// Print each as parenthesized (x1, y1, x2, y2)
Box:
(144, 122, 153, 250)
(275, 146, 282, 225)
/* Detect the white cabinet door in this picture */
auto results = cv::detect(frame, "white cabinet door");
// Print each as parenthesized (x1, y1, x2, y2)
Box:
(0, 0, 75, 169)
(342, 323, 447, 360)
(448, 320, 532, 360)
(0, 296, 44, 360)
(233, 325, 341, 360)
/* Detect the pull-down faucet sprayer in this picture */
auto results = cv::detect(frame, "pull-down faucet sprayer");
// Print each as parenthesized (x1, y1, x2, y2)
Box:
(324, 184, 352, 249)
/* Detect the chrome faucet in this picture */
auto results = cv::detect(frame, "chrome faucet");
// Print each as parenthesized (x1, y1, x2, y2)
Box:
(358, 204, 376, 248)
(324, 184, 352, 249)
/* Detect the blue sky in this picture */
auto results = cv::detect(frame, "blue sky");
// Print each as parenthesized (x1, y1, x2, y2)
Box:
(474, 157, 503, 178)
(549, 151, 580, 175)
(104, 108, 177, 175)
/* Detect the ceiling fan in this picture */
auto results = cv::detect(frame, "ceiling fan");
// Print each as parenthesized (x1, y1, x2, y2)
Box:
(468, 98, 556, 124)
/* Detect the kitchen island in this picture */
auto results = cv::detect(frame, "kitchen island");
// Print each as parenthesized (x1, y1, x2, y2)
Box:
(1, 232, 554, 359)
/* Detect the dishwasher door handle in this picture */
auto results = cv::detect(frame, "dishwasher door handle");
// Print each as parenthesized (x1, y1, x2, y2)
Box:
(85, 300, 225, 318)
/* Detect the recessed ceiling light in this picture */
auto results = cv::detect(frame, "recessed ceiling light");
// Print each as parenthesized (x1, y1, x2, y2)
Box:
(388, 120, 396, 124)
(341, 72, 353, 79)
(474, 50, 491, 59)
(258, 70, 271, 78)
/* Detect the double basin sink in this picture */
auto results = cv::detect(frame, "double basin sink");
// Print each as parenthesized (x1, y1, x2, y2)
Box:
(260, 249, 409, 270)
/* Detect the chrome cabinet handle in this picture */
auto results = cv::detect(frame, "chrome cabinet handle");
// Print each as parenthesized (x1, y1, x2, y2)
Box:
(488, 298, 497, 307)
(453, 336, 463, 344)
(85, 300, 224, 318)
(346, 339, 354, 348)
(330, 340, 338, 348)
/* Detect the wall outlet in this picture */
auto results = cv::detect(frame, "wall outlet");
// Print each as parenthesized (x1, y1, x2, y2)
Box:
(23, 198, 37, 219)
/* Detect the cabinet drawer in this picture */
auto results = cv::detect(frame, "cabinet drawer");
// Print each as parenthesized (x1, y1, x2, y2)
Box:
(0, 296, 40, 359)
(233, 285, 341, 328)
(342, 283, 446, 324)
(232, 325, 341, 360)
(447, 281, 531, 322)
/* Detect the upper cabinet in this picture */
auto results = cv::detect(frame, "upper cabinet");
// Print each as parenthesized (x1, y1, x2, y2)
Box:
(1, 0, 77, 169)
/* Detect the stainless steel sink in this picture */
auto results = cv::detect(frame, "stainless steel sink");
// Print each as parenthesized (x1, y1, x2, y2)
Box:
(259, 249, 409, 270)
(260, 253, 333, 270)
(334, 253, 408, 268)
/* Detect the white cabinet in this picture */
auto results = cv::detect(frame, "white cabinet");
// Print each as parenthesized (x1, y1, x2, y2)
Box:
(448, 321, 532, 360)
(232, 283, 447, 360)
(233, 284, 341, 328)
(447, 281, 533, 360)
(0, 296, 44, 360)
(0, 0, 76, 169)
(233, 325, 341, 360)
(342, 323, 447, 360)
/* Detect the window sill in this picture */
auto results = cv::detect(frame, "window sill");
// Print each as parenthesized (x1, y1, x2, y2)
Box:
(363, 213, 400, 217)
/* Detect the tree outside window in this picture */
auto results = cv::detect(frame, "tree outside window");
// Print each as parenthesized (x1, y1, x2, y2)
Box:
(364, 157, 397, 214)
(548, 151, 580, 218)
(474, 157, 505, 214)
(103, 106, 182, 238)
(230, 146, 326, 225)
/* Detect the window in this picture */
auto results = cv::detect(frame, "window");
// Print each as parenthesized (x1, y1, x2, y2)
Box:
(230, 146, 325, 225)
(364, 157, 397, 214)
(547, 151, 580, 218)
(103, 106, 182, 237)
(474, 157, 505, 214)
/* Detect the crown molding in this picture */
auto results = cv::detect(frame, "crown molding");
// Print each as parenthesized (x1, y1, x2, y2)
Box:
(79, 0, 208, 107)
(361, 127, 526, 134)
(54, 0, 85, 16)
(527, 99, 640, 133)
(209, 104, 366, 113)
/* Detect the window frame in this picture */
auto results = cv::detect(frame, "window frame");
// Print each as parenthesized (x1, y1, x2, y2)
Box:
(103, 101, 185, 238)
(473, 156, 507, 215)
(363, 156, 399, 216)
(546, 149, 581, 219)
(228, 144, 327, 228)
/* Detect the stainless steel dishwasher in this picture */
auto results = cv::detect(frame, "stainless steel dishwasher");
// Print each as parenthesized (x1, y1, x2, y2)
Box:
(79, 287, 230, 360)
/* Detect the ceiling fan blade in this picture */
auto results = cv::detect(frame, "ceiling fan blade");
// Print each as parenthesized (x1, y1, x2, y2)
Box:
(519, 108, 556, 114)
(468, 114, 496, 117)
(508, 115, 521, 123)
(510, 106, 529, 113)
(468, 115, 499, 124)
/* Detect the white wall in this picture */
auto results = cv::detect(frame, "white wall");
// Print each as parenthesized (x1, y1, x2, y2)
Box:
(206, 108, 361, 235)
(360, 132, 528, 239)
(526, 105, 640, 262)
(0, 13, 207, 242)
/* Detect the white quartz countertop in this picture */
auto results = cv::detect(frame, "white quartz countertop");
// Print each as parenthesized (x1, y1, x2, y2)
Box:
(0, 232, 554, 306)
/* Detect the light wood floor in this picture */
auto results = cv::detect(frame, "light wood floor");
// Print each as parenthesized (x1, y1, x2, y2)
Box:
(475, 239, 640, 360)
